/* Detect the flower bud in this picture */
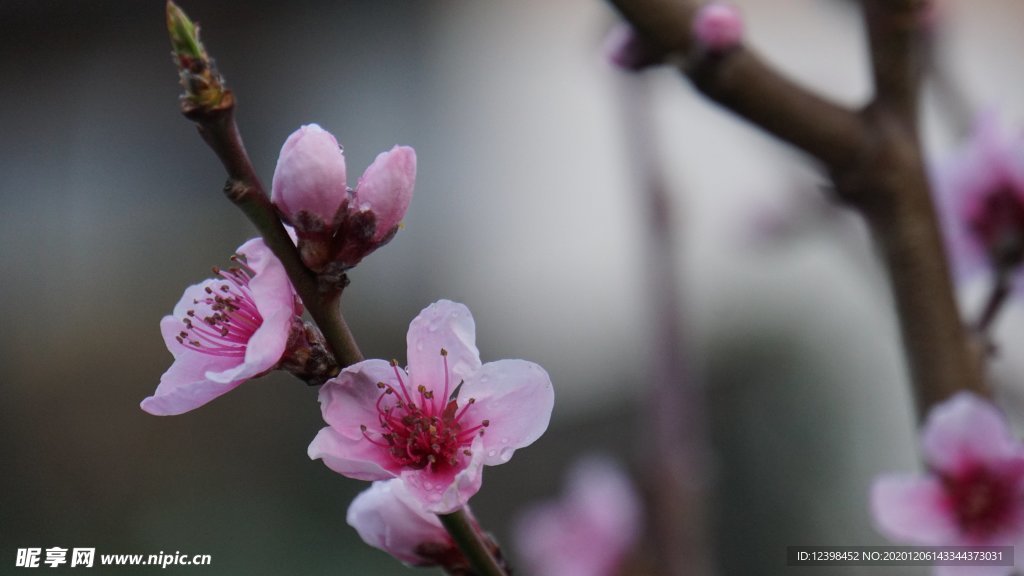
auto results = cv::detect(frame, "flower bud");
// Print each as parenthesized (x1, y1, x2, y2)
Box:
(271, 124, 349, 233)
(354, 145, 417, 243)
(693, 2, 744, 53)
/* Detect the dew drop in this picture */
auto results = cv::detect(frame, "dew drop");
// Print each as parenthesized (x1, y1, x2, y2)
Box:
(423, 482, 434, 490)
(499, 448, 514, 462)
(416, 341, 424, 351)
(428, 324, 438, 333)
(500, 437, 509, 445)
(429, 493, 442, 502)
(487, 449, 497, 458)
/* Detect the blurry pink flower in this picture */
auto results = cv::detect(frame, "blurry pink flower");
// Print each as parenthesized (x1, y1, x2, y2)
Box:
(932, 113, 1024, 281)
(308, 299, 554, 514)
(692, 2, 744, 52)
(347, 479, 459, 567)
(514, 457, 642, 576)
(272, 124, 349, 231)
(871, 392, 1024, 576)
(271, 124, 416, 270)
(141, 238, 301, 416)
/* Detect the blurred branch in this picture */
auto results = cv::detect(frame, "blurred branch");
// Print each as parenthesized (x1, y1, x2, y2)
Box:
(166, 1, 362, 369)
(618, 78, 712, 576)
(606, 0, 987, 418)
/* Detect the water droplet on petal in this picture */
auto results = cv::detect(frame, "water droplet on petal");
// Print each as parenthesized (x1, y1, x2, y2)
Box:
(423, 482, 433, 490)
(499, 448, 514, 462)
(500, 437, 509, 445)
(429, 493, 442, 502)
(487, 449, 497, 458)
(416, 341, 424, 351)
(428, 324, 438, 333)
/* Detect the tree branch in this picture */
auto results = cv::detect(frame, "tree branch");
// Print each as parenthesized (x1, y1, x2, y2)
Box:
(606, 0, 987, 419)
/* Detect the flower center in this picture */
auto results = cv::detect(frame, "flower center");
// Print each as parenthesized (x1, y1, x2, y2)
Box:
(175, 258, 262, 358)
(361, 350, 488, 472)
(945, 465, 1016, 539)
(967, 185, 1024, 267)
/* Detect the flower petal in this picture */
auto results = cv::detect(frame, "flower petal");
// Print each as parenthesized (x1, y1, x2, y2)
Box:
(140, 358, 243, 416)
(206, 238, 297, 384)
(355, 145, 416, 242)
(406, 300, 481, 394)
(922, 392, 1018, 475)
(347, 479, 448, 566)
(462, 359, 554, 466)
(402, 437, 485, 514)
(870, 473, 959, 545)
(307, 426, 398, 481)
(271, 124, 349, 225)
(318, 359, 403, 436)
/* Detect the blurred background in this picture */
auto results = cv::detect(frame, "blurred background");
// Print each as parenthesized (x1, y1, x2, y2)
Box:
(3, 0, 1024, 574)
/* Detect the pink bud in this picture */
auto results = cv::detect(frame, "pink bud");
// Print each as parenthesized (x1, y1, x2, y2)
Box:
(692, 2, 744, 52)
(271, 124, 349, 231)
(354, 145, 416, 242)
(603, 22, 667, 71)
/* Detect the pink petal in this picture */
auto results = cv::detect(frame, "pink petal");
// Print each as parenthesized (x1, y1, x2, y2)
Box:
(271, 124, 349, 226)
(307, 427, 398, 481)
(140, 358, 243, 416)
(462, 359, 554, 466)
(514, 457, 639, 576)
(405, 300, 481, 395)
(346, 479, 449, 566)
(922, 392, 1018, 475)
(206, 238, 296, 384)
(870, 474, 959, 545)
(318, 360, 402, 435)
(355, 145, 416, 242)
(402, 437, 485, 514)
(565, 457, 642, 544)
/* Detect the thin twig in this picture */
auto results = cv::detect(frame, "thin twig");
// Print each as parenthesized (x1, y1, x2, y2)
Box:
(974, 267, 1011, 336)
(438, 509, 508, 576)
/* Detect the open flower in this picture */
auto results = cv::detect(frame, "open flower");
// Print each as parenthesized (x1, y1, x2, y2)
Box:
(141, 238, 301, 416)
(308, 299, 554, 513)
(347, 479, 462, 567)
(932, 113, 1024, 283)
(514, 456, 642, 576)
(271, 124, 416, 271)
(871, 392, 1024, 576)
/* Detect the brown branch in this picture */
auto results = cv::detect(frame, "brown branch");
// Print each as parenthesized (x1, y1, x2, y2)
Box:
(605, 0, 987, 418)
(167, 1, 362, 369)
(618, 77, 712, 576)
(186, 100, 364, 369)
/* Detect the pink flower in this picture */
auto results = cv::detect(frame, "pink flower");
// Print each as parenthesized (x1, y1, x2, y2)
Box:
(932, 113, 1024, 282)
(692, 2, 744, 52)
(308, 299, 554, 514)
(871, 392, 1024, 576)
(514, 457, 641, 576)
(141, 238, 301, 416)
(347, 479, 459, 567)
(271, 124, 416, 270)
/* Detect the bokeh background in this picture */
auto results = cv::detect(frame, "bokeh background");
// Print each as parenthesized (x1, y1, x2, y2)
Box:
(3, 0, 1024, 574)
